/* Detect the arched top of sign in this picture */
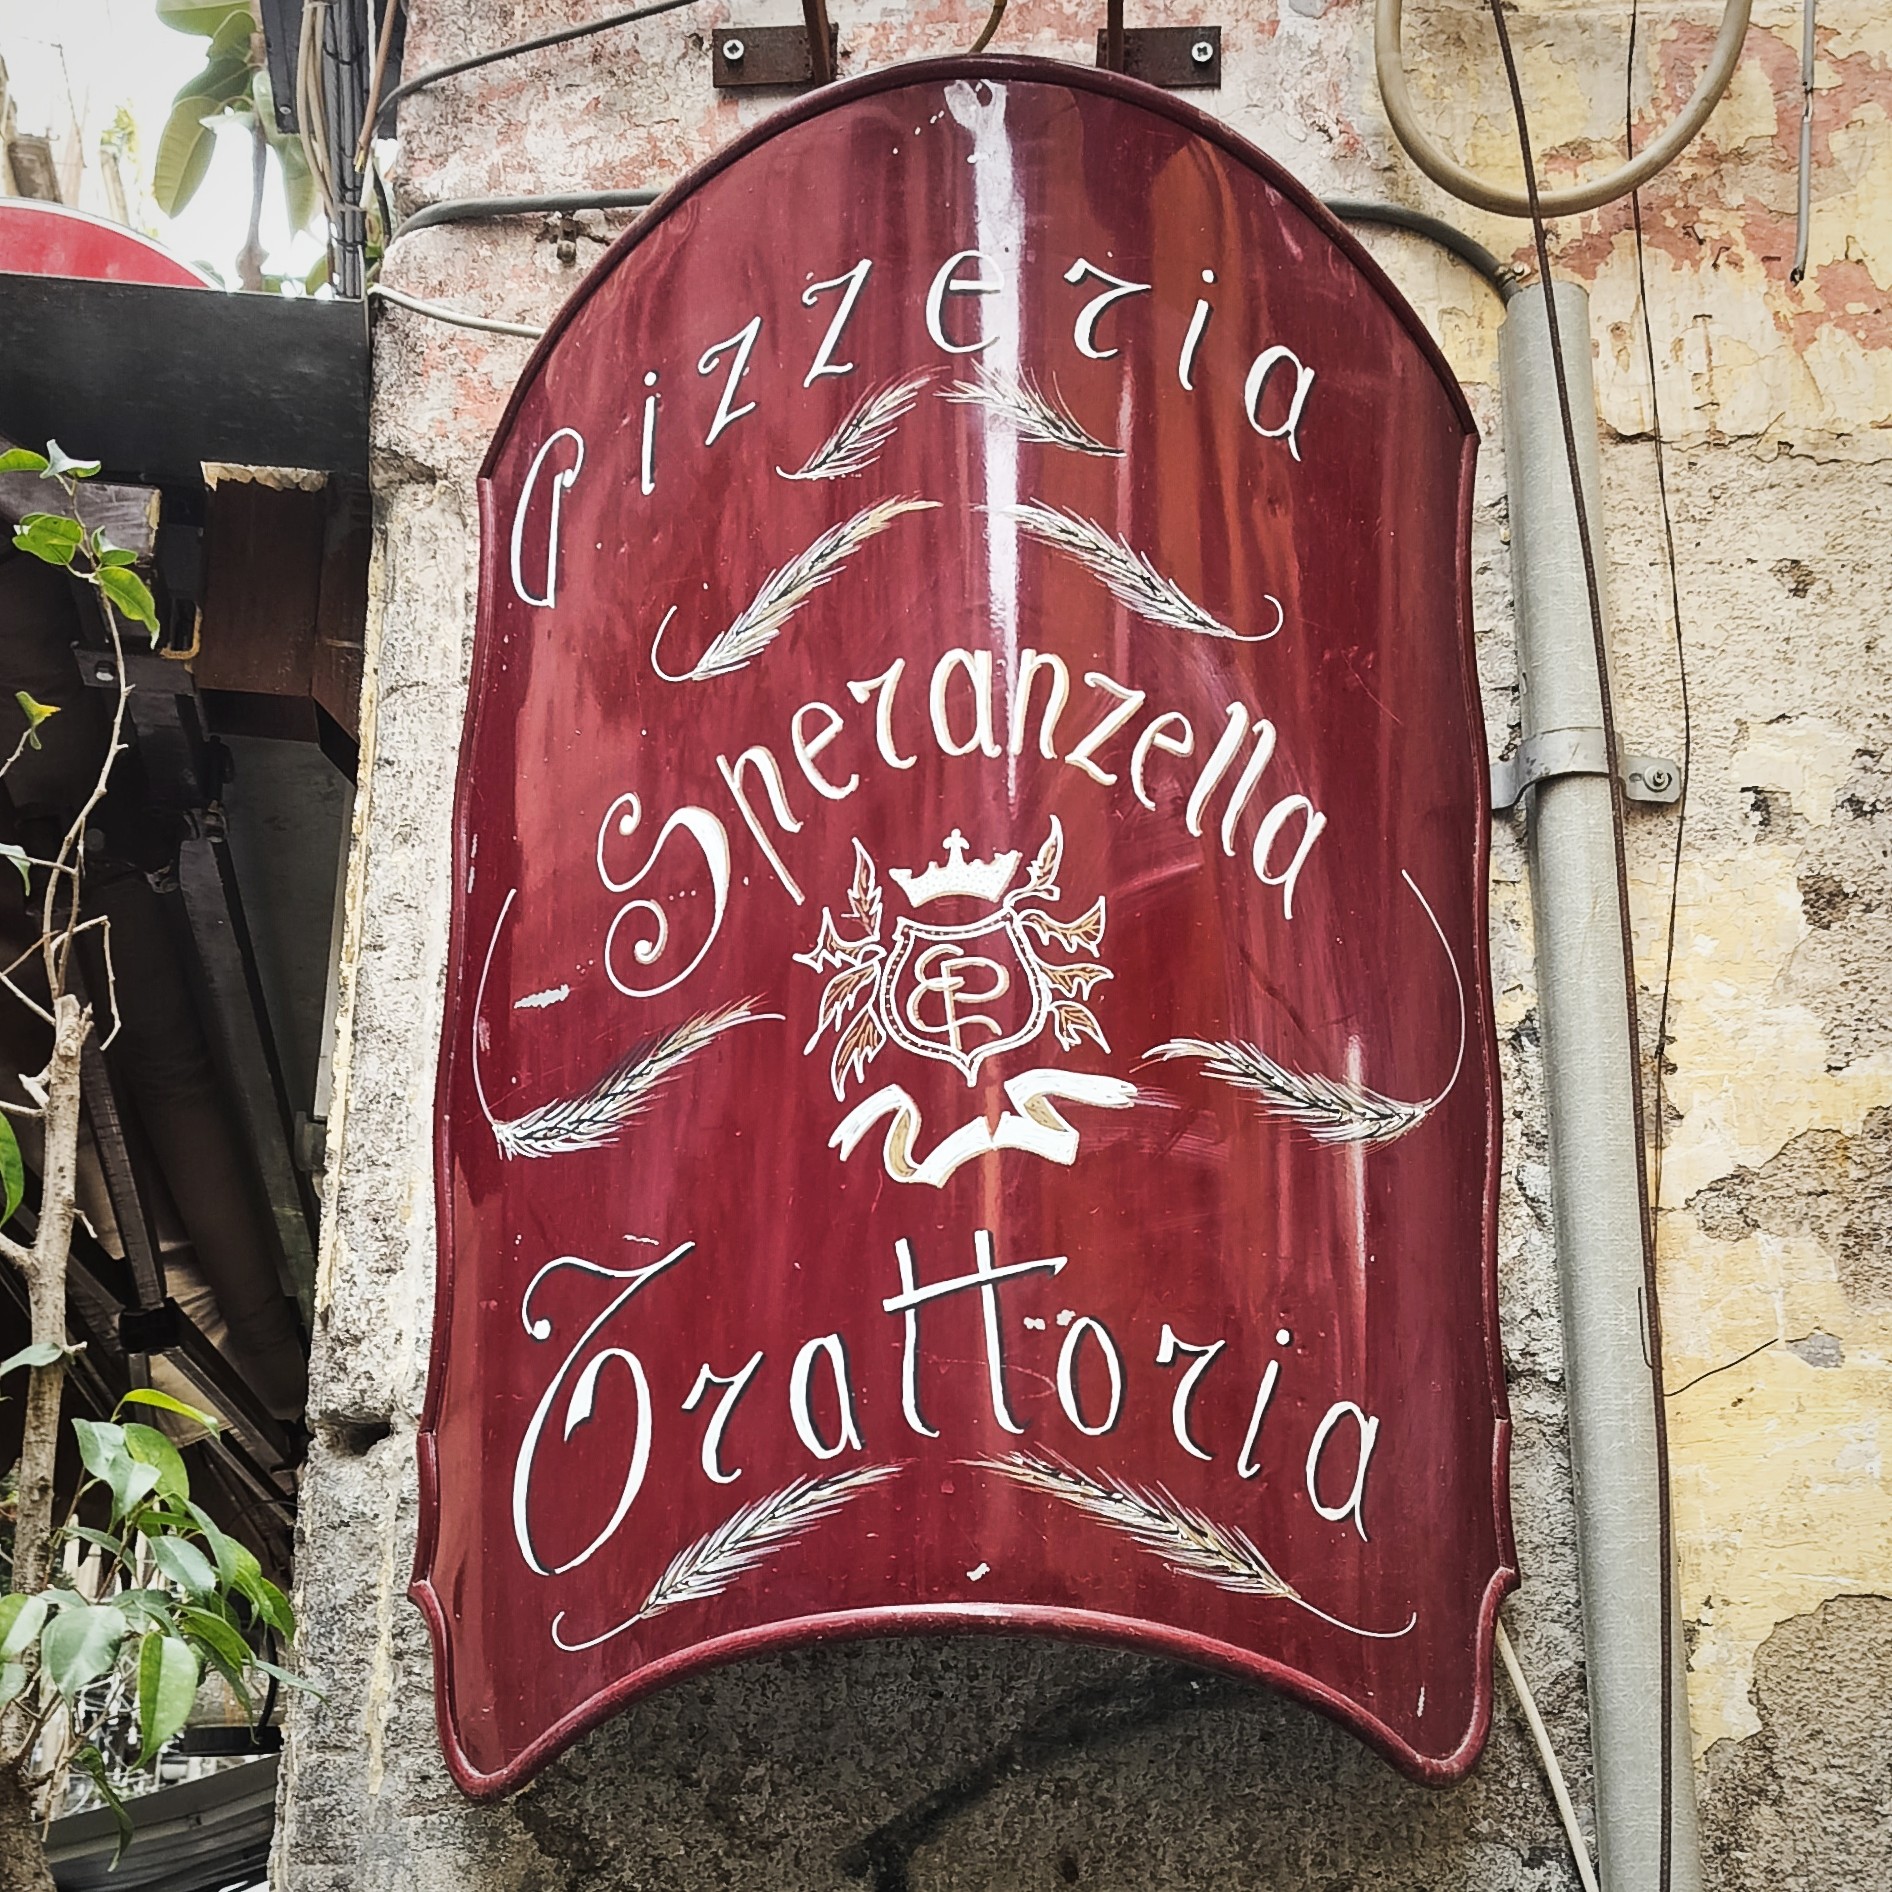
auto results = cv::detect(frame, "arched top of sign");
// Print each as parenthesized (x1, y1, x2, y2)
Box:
(482, 56, 1473, 480)
(423, 56, 1509, 1803)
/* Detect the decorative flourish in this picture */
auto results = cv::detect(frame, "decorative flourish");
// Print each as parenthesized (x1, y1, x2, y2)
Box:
(831, 1068, 1138, 1188)
(777, 372, 935, 481)
(1000, 501, 1282, 644)
(1146, 870, 1467, 1149)
(651, 497, 940, 683)
(970, 1452, 1414, 1639)
(942, 363, 1121, 457)
(796, 840, 890, 1098)
(550, 1463, 903, 1650)
(488, 998, 773, 1160)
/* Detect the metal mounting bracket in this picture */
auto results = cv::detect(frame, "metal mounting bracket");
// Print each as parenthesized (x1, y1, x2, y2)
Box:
(713, 0, 837, 89)
(1094, 25, 1222, 87)
(1490, 726, 1681, 814)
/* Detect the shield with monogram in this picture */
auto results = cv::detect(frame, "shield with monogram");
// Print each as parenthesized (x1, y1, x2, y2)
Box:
(418, 57, 1512, 1797)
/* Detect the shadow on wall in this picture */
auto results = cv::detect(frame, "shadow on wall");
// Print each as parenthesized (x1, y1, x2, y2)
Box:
(504, 1636, 1579, 1892)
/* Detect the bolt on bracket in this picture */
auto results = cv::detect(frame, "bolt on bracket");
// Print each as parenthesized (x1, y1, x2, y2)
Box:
(713, 0, 837, 90)
(1095, 25, 1222, 88)
(1489, 726, 1682, 814)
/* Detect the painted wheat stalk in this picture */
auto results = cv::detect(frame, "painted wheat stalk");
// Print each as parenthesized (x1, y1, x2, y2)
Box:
(490, 999, 770, 1159)
(1148, 872, 1467, 1150)
(777, 372, 934, 480)
(634, 1464, 902, 1622)
(999, 501, 1281, 644)
(972, 1452, 1413, 1639)
(942, 364, 1122, 456)
(1146, 1038, 1431, 1147)
(652, 497, 940, 682)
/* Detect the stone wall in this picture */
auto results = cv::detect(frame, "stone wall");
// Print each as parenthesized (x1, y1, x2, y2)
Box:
(276, 3, 1892, 1886)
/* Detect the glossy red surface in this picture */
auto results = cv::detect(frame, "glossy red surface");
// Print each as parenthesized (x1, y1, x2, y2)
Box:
(417, 57, 1512, 1798)
(0, 200, 214, 287)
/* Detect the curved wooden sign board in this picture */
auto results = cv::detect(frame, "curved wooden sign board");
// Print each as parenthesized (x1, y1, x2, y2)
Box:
(417, 56, 1513, 1798)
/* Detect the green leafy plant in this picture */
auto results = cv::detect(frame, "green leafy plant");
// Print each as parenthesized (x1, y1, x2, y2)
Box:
(0, 445, 159, 649)
(0, 1384, 302, 1858)
(0, 442, 157, 1254)
(153, 1, 318, 290)
(0, 444, 295, 1884)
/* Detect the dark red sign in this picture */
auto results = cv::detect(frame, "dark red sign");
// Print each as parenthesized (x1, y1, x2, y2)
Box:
(416, 57, 1512, 1797)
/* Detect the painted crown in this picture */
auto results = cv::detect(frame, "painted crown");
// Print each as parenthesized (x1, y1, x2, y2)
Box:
(889, 830, 1021, 907)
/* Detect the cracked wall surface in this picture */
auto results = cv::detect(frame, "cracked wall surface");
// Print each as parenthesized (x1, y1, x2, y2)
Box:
(278, 2, 1892, 1885)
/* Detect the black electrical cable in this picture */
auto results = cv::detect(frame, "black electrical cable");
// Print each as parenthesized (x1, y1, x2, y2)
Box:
(395, 189, 661, 240)
(1323, 198, 1520, 301)
(382, 183, 1510, 312)
(1627, 5, 1695, 1325)
(1484, 10, 1679, 1892)
(374, 0, 704, 133)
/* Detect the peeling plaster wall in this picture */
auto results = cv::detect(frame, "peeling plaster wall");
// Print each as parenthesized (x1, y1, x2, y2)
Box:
(279, 3, 1892, 1885)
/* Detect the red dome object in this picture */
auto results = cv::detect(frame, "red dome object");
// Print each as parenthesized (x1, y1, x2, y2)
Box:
(0, 198, 214, 288)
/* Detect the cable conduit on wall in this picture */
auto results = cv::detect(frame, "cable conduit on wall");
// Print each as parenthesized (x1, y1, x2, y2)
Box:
(1374, 0, 1754, 217)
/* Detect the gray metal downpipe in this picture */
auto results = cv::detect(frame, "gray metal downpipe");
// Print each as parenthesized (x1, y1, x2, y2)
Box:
(1499, 281, 1703, 1892)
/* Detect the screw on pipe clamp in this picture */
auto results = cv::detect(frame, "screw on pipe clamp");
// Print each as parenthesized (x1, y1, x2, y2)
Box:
(1489, 726, 1681, 814)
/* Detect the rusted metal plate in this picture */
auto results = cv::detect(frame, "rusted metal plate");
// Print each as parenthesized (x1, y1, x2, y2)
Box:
(712, 23, 841, 90)
(418, 56, 1511, 1798)
(1095, 26, 1222, 89)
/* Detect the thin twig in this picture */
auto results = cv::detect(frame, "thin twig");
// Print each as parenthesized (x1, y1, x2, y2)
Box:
(42, 593, 131, 995)
(0, 723, 39, 778)
(86, 915, 123, 1052)
(0, 971, 54, 1027)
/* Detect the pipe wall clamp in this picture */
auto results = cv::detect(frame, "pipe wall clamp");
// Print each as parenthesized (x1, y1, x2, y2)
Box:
(1489, 726, 1682, 814)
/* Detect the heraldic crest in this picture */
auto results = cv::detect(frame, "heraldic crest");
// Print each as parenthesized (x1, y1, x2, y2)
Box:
(795, 818, 1138, 1186)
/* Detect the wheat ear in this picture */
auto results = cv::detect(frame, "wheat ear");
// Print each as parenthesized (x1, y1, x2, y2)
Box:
(942, 364, 1122, 457)
(1000, 501, 1282, 644)
(1147, 871, 1467, 1149)
(490, 999, 772, 1159)
(972, 1451, 1296, 1599)
(652, 497, 940, 683)
(550, 1464, 903, 1650)
(1146, 1039, 1430, 1146)
(971, 1453, 1414, 1639)
(777, 372, 934, 480)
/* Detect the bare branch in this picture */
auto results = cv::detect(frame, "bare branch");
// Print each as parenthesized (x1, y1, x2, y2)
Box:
(86, 915, 123, 1051)
(0, 971, 54, 1027)
(8, 995, 89, 1597)
(42, 592, 132, 994)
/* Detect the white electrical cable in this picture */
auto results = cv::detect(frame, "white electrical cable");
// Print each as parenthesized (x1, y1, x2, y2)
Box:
(1789, 0, 1817, 281)
(367, 283, 546, 338)
(1495, 1619, 1603, 1892)
(1374, 0, 1754, 217)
